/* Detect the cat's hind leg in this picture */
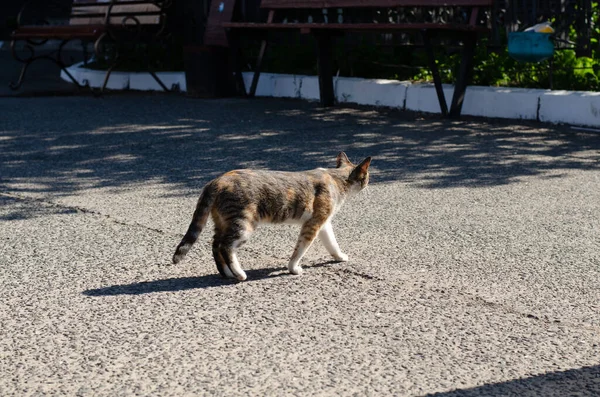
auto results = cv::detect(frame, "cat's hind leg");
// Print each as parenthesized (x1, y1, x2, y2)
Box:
(318, 220, 348, 262)
(220, 248, 246, 281)
(212, 235, 234, 279)
(220, 220, 254, 281)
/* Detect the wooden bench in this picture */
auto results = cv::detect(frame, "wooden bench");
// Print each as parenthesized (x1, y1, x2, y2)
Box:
(9, 0, 172, 93)
(223, 0, 492, 118)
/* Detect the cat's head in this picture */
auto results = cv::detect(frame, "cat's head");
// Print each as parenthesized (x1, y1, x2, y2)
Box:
(336, 152, 372, 191)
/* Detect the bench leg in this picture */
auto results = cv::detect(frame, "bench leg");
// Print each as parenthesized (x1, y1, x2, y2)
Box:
(421, 30, 448, 117)
(249, 38, 269, 97)
(233, 44, 247, 96)
(449, 33, 478, 119)
(149, 70, 171, 92)
(226, 30, 247, 96)
(316, 33, 335, 107)
(9, 38, 90, 92)
(92, 33, 121, 95)
(8, 42, 33, 91)
(249, 10, 277, 97)
(56, 39, 90, 90)
(100, 57, 123, 93)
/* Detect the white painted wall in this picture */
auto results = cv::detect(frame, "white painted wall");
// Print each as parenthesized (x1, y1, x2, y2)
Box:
(61, 65, 129, 90)
(336, 77, 409, 108)
(63, 66, 600, 127)
(539, 90, 600, 126)
(405, 84, 453, 114)
(129, 72, 186, 92)
(462, 87, 542, 120)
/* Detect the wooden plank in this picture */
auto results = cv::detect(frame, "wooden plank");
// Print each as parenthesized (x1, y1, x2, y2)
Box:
(11, 25, 106, 39)
(223, 22, 489, 32)
(70, 3, 161, 25)
(204, 0, 237, 47)
(260, 0, 493, 8)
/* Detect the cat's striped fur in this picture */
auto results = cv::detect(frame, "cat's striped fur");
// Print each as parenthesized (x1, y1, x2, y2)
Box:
(172, 152, 371, 281)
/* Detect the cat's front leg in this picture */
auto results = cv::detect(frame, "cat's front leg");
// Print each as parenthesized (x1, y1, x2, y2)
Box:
(288, 241, 311, 275)
(318, 221, 348, 262)
(288, 220, 323, 275)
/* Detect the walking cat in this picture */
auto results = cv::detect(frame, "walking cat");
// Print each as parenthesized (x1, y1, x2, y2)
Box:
(172, 152, 372, 281)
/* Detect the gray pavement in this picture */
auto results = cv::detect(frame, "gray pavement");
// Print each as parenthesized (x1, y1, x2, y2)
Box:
(1, 94, 600, 396)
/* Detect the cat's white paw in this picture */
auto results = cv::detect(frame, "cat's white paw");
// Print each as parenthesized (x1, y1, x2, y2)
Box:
(289, 266, 303, 275)
(223, 264, 235, 279)
(333, 253, 349, 262)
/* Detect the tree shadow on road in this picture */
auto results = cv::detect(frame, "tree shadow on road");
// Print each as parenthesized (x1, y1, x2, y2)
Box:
(2, 96, 600, 221)
(424, 364, 600, 396)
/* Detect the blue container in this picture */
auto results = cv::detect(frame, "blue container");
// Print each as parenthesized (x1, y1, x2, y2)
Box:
(508, 31, 555, 62)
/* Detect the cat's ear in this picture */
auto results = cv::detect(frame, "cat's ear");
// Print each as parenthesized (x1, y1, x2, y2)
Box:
(336, 152, 351, 168)
(349, 157, 372, 180)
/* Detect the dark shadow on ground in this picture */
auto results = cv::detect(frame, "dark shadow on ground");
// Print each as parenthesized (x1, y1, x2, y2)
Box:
(425, 364, 600, 396)
(2, 96, 599, 220)
(82, 270, 280, 296)
(82, 260, 341, 296)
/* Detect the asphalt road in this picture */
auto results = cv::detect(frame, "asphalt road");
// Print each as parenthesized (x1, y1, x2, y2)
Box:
(1, 95, 599, 396)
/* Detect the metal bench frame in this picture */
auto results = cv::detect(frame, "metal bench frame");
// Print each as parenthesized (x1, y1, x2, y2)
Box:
(9, 0, 173, 94)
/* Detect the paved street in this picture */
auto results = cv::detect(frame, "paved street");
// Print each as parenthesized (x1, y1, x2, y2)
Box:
(1, 95, 599, 396)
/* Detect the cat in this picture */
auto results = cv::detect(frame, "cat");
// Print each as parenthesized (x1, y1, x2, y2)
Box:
(172, 152, 372, 281)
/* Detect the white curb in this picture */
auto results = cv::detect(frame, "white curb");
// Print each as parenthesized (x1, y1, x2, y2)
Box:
(405, 83, 454, 114)
(300, 76, 320, 100)
(462, 86, 543, 120)
(539, 90, 600, 126)
(337, 77, 409, 108)
(61, 62, 128, 90)
(129, 72, 186, 92)
(61, 64, 600, 127)
(241, 72, 275, 97)
(61, 61, 184, 91)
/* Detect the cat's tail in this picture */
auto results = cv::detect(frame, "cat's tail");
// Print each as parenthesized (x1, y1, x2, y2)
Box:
(172, 185, 216, 264)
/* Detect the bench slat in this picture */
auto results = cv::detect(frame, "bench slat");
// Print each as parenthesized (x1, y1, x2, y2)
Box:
(223, 22, 489, 32)
(260, 0, 493, 8)
(70, 4, 161, 25)
(72, 0, 161, 4)
(11, 25, 106, 40)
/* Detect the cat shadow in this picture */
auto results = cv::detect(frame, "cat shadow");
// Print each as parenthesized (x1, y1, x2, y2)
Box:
(82, 260, 340, 297)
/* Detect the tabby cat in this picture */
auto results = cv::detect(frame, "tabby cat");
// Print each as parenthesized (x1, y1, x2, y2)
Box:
(172, 152, 372, 281)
